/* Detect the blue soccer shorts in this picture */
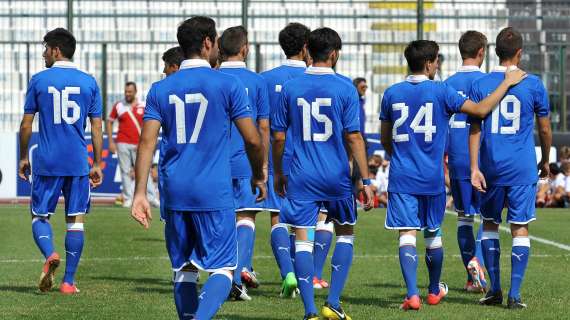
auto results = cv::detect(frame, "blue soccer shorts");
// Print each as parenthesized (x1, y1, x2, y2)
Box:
(450, 179, 481, 216)
(280, 196, 357, 228)
(385, 192, 446, 231)
(264, 175, 281, 213)
(31, 175, 91, 217)
(164, 209, 237, 272)
(480, 184, 537, 225)
(232, 177, 264, 212)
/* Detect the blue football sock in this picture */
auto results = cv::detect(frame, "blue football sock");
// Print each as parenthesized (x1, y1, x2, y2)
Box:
(195, 272, 232, 320)
(248, 228, 256, 271)
(270, 224, 294, 279)
(424, 230, 444, 295)
(174, 271, 199, 319)
(481, 231, 501, 293)
(289, 232, 296, 262)
(457, 217, 475, 281)
(313, 221, 334, 280)
(63, 223, 84, 284)
(32, 217, 54, 259)
(327, 236, 353, 309)
(399, 234, 419, 298)
(295, 240, 318, 316)
(509, 237, 530, 300)
(234, 220, 254, 285)
(475, 223, 485, 268)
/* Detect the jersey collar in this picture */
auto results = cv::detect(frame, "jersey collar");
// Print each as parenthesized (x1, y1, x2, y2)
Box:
(492, 65, 519, 73)
(457, 65, 482, 72)
(405, 74, 429, 83)
(52, 61, 78, 69)
(180, 59, 211, 69)
(283, 59, 307, 68)
(219, 61, 246, 69)
(305, 66, 335, 75)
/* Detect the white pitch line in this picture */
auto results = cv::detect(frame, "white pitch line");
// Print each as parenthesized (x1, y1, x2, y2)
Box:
(445, 210, 570, 252)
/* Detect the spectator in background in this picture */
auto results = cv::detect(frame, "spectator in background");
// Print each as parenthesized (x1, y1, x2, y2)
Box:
(353, 77, 368, 134)
(560, 146, 570, 164)
(537, 163, 563, 207)
(162, 46, 184, 76)
(552, 162, 570, 207)
(106, 82, 159, 208)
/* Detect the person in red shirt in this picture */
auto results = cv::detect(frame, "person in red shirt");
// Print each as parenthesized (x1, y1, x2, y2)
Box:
(106, 81, 159, 208)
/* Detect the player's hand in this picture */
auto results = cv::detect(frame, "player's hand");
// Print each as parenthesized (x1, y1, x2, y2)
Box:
(274, 173, 287, 198)
(108, 142, 117, 154)
(504, 68, 527, 86)
(360, 185, 374, 211)
(251, 177, 267, 202)
(131, 194, 152, 229)
(18, 158, 31, 181)
(471, 169, 487, 193)
(537, 160, 550, 179)
(89, 164, 104, 188)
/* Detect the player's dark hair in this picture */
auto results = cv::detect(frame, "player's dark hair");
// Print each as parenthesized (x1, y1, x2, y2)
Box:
(162, 46, 184, 66)
(125, 81, 137, 91)
(404, 40, 439, 73)
(459, 30, 488, 60)
(495, 27, 523, 62)
(308, 27, 342, 63)
(549, 163, 560, 176)
(353, 77, 366, 87)
(43, 28, 76, 59)
(279, 23, 310, 58)
(219, 26, 248, 59)
(177, 16, 217, 59)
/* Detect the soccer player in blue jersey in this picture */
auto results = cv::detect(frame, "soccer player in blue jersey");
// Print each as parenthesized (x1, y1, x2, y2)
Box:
(469, 27, 552, 309)
(130, 17, 266, 320)
(18, 28, 104, 294)
(272, 27, 374, 320)
(380, 40, 526, 311)
(445, 30, 488, 293)
(218, 25, 270, 300)
(260, 22, 311, 298)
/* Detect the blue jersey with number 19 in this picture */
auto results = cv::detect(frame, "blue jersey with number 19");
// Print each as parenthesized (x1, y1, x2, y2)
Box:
(24, 61, 103, 177)
(271, 66, 360, 201)
(144, 59, 251, 211)
(469, 66, 549, 186)
(380, 75, 467, 195)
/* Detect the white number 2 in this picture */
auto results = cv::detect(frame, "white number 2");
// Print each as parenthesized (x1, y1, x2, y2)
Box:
(491, 95, 520, 134)
(392, 103, 437, 142)
(298, 97, 332, 142)
(169, 93, 208, 144)
(49, 86, 81, 125)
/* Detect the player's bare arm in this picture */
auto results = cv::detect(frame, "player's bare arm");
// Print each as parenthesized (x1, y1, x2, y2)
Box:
(469, 121, 486, 192)
(89, 117, 104, 187)
(537, 116, 552, 178)
(131, 119, 160, 229)
(18, 114, 35, 181)
(235, 117, 267, 201)
(460, 68, 527, 118)
(380, 120, 393, 157)
(271, 130, 287, 197)
(344, 131, 374, 210)
(258, 118, 270, 182)
(105, 118, 116, 154)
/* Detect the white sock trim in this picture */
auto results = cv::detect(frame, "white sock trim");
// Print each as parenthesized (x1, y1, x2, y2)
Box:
(337, 235, 354, 245)
(271, 223, 287, 233)
(66, 223, 84, 231)
(32, 217, 48, 224)
(425, 236, 442, 249)
(174, 271, 198, 283)
(457, 216, 474, 227)
(481, 231, 500, 240)
(512, 237, 530, 247)
(236, 219, 255, 230)
(316, 221, 334, 233)
(399, 234, 416, 247)
(211, 270, 233, 282)
(295, 240, 314, 253)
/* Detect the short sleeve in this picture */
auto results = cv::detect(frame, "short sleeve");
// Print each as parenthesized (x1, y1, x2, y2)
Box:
(143, 84, 162, 122)
(271, 85, 289, 132)
(88, 81, 103, 118)
(379, 91, 391, 121)
(229, 80, 252, 121)
(256, 81, 270, 120)
(534, 79, 550, 118)
(108, 102, 118, 121)
(342, 86, 361, 132)
(23, 76, 38, 114)
(443, 82, 467, 115)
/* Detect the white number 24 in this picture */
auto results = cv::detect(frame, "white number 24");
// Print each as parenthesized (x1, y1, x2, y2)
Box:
(392, 102, 437, 142)
(169, 93, 208, 144)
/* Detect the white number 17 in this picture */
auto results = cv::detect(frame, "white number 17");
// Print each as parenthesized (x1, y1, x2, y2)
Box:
(169, 93, 208, 144)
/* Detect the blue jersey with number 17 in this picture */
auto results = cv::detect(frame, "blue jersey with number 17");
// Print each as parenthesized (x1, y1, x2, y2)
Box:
(144, 59, 251, 212)
(24, 61, 103, 177)
(469, 66, 549, 186)
(380, 75, 467, 195)
(271, 66, 361, 201)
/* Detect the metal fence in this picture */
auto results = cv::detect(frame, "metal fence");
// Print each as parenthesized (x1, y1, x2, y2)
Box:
(0, 0, 569, 132)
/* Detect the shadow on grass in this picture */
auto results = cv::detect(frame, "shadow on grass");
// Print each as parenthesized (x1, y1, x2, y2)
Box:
(133, 286, 172, 294)
(217, 314, 283, 320)
(0, 285, 46, 295)
(132, 237, 164, 243)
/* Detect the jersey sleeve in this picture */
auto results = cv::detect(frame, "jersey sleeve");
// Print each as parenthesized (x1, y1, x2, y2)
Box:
(533, 79, 550, 118)
(443, 82, 468, 116)
(342, 86, 361, 132)
(379, 90, 391, 121)
(143, 84, 162, 122)
(256, 82, 270, 120)
(88, 81, 103, 118)
(229, 80, 252, 121)
(23, 76, 38, 114)
(271, 86, 289, 132)
(108, 102, 119, 121)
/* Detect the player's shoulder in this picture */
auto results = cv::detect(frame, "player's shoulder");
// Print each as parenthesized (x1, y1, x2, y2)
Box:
(522, 73, 544, 87)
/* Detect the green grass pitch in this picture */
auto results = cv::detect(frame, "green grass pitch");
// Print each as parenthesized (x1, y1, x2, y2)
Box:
(0, 205, 568, 319)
